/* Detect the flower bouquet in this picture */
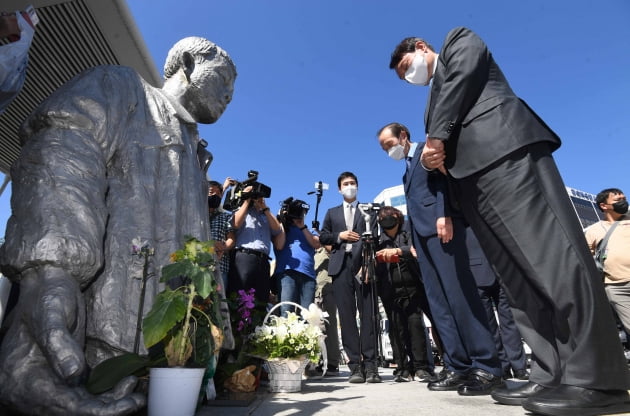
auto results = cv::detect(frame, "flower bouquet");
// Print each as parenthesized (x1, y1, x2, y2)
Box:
(248, 302, 326, 392)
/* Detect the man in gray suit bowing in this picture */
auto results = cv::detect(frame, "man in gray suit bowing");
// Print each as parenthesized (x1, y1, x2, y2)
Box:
(388, 27, 630, 416)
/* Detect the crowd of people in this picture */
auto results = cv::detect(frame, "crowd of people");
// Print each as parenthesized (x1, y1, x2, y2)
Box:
(209, 26, 630, 416)
(1, 17, 628, 416)
(209, 168, 532, 389)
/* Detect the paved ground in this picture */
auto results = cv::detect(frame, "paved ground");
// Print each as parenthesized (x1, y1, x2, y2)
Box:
(197, 365, 540, 416)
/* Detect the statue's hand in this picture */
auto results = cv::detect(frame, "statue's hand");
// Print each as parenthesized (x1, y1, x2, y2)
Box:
(1, 267, 146, 415)
(64, 376, 146, 416)
(22, 265, 87, 384)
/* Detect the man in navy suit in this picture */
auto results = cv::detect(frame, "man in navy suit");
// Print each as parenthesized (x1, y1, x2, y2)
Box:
(377, 122, 503, 396)
(319, 172, 380, 383)
(388, 27, 630, 415)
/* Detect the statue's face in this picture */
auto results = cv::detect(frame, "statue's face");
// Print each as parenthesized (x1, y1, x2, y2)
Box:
(185, 55, 236, 124)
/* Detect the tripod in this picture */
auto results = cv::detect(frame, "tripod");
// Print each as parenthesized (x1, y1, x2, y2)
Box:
(357, 203, 386, 368)
(307, 181, 327, 230)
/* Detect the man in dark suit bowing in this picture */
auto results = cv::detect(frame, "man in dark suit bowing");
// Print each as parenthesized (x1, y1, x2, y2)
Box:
(377, 122, 503, 396)
(388, 27, 630, 415)
(319, 172, 381, 383)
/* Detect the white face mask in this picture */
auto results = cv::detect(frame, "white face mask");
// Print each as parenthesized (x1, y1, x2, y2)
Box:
(388, 144, 406, 161)
(404, 51, 430, 86)
(340, 185, 357, 199)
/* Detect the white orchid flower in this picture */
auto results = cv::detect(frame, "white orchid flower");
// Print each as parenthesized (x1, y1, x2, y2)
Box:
(301, 303, 328, 329)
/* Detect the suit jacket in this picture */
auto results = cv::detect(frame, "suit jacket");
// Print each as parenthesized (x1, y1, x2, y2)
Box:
(404, 143, 455, 237)
(425, 27, 561, 179)
(319, 202, 376, 277)
(404, 143, 497, 286)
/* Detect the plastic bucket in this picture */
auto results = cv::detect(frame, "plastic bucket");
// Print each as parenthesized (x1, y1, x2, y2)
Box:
(148, 367, 205, 416)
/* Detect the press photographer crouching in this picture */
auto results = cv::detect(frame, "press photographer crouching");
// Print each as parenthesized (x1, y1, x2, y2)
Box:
(225, 172, 283, 308)
(375, 206, 440, 383)
(273, 197, 321, 317)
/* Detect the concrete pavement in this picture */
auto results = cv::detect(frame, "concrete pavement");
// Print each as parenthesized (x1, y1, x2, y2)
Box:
(198, 365, 538, 416)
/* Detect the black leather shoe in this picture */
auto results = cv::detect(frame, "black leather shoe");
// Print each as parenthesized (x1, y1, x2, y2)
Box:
(414, 369, 437, 383)
(394, 369, 412, 382)
(457, 368, 504, 396)
(502, 368, 513, 379)
(427, 370, 467, 391)
(522, 385, 630, 416)
(491, 381, 548, 405)
(365, 370, 382, 383)
(348, 366, 365, 384)
(513, 368, 529, 380)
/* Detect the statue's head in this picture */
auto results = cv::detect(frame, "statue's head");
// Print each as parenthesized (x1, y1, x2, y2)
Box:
(163, 37, 237, 124)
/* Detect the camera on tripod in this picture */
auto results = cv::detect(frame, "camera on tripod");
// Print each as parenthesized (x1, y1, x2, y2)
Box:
(357, 202, 383, 242)
(222, 170, 271, 211)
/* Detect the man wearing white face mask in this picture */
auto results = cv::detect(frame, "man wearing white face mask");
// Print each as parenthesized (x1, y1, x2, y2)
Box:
(319, 172, 380, 384)
(388, 27, 630, 415)
(377, 122, 503, 396)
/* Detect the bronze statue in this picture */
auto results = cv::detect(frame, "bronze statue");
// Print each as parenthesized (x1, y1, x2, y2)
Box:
(0, 37, 236, 415)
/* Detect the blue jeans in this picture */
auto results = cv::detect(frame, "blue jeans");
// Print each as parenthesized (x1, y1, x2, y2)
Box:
(277, 271, 316, 317)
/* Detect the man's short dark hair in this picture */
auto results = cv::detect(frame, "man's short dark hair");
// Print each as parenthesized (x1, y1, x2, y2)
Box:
(337, 171, 358, 189)
(208, 180, 223, 193)
(377, 122, 411, 141)
(389, 37, 434, 70)
(595, 188, 624, 211)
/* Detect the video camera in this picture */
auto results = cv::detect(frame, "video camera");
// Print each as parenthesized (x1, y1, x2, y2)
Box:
(357, 202, 383, 213)
(279, 197, 310, 224)
(222, 170, 272, 211)
(357, 202, 383, 242)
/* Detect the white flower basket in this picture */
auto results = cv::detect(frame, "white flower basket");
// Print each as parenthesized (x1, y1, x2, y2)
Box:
(266, 356, 310, 393)
(262, 302, 313, 393)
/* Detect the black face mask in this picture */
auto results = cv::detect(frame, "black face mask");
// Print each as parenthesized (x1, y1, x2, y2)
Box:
(379, 215, 398, 230)
(208, 195, 222, 209)
(612, 199, 629, 215)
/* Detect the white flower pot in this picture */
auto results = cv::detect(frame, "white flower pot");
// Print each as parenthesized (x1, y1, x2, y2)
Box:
(148, 367, 205, 416)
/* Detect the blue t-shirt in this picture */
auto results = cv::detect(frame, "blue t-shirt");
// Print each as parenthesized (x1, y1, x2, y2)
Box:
(274, 225, 316, 279)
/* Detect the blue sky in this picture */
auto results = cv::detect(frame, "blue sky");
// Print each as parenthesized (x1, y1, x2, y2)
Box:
(1, 0, 629, 238)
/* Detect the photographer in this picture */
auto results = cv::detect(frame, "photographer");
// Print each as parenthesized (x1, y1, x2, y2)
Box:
(273, 198, 321, 317)
(227, 183, 284, 307)
(375, 206, 438, 383)
(208, 179, 235, 289)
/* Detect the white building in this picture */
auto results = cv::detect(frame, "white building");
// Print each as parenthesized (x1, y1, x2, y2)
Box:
(372, 184, 603, 229)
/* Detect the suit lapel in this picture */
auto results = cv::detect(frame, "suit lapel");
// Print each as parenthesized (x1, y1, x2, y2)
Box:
(404, 144, 423, 193)
(424, 88, 432, 128)
(424, 58, 443, 131)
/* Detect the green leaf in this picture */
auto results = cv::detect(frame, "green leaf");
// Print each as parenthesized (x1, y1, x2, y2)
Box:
(86, 353, 150, 394)
(195, 251, 214, 265)
(143, 290, 187, 347)
(160, 260, 194, 283)
(191, 266, 213, 299)
(193, 321, 213, 367)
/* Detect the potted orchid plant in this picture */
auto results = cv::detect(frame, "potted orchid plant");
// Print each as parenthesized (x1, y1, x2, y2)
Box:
(142, 236, 223, 367)
(141, 236, 224, 416)
(86, 236, 224, 415)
